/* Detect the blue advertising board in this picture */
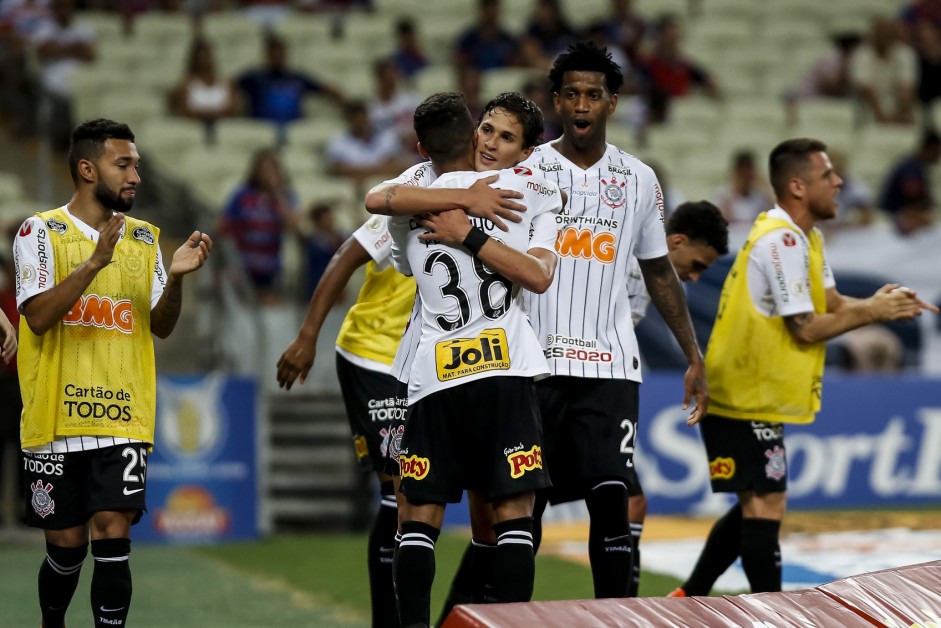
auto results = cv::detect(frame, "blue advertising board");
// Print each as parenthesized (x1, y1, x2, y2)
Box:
(136, 373, 258, 543)
(638, 373, 941, 514)
(444, 373, 941, 526)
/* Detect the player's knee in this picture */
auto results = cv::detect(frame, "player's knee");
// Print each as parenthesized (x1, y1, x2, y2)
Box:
(493, 490, 535, 523)
(89, 509, 135, 539)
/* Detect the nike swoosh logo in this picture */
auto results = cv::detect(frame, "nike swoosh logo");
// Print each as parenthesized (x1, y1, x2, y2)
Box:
(123, 487, 144, 496)
(603, 534, 631, 542)
(100, 606, 126, 612)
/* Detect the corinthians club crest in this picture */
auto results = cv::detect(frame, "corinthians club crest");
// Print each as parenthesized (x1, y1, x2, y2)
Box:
(600, 175, 627, 209)
(31, 480, 55, 518)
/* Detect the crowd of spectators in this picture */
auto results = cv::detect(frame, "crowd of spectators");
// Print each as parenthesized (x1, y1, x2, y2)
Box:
(1, 0, 940, 301)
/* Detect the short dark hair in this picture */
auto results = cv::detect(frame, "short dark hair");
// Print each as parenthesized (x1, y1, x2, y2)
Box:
(413, 92, 474, 162)
(548, 41, 623, 94)
(666, 200, 729, 255)
(69, 118, 135, 185)
(479, 91, 545, 148)
(769, 138, 828, 199)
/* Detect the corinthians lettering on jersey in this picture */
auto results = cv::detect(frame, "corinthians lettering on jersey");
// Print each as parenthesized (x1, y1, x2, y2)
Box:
(554, 212, 619, 228)
(435, 328, 510, 381)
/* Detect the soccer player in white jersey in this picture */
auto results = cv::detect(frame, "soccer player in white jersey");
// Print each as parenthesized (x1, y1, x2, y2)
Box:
(518, 41, 709, 599)
(623, 200, 729, 596)
(367, 92, 562, 627)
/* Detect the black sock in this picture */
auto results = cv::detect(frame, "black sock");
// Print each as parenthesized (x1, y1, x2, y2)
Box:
(470, 540, 497, 603)
(492, 517, 535, 603)
(585, 483, 632, 599)
(369, 482, 399, 628)
(683, 504, 742, 595)
(435, 541, 474, 626)
(90, 538, 132, 628)
(531, 493, 548, 554)
(627, 522, 643, 597)
(38, 542, 87, 628)
(394, 521, 439, 628)
(740, 518, 782, 593)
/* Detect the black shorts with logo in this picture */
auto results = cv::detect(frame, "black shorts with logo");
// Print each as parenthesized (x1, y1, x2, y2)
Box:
(537, 376, 639, 504)
(700, 414, 787, 493)
(23, 443, 149, 530)
(336, 353, 407, 475)
(399, 376, 550, 505)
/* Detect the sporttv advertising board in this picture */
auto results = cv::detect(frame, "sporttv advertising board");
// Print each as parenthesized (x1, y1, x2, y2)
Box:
(136, 374, 258, 543)
(636, 373, 941, 514)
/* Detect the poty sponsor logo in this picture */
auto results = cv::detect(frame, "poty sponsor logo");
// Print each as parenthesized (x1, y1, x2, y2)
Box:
(507, 445, 542, 479)
(709, 456, 736, 480)
(353, 435, 368, 460)
(63, 294, 134, 333)
(555, 227, 617, 263)
(400, 454, 430, 480)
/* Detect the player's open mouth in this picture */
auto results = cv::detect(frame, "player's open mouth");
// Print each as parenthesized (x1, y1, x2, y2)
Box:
(478, 151, 497, 165)
(572, 119, 591, 134)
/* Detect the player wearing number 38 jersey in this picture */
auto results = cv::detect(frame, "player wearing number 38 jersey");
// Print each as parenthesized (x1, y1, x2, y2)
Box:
(390, 166, 561, 405)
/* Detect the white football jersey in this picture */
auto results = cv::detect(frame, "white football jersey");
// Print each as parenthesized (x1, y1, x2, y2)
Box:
(520, 142, 669, 381)
(389, 167, 562, 404)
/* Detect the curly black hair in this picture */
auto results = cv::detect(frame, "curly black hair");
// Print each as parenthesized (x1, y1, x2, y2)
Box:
(548, 41, 623, 95)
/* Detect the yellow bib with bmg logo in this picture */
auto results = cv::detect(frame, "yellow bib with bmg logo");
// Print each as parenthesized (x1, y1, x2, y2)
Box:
(336, 261, 415, 366)
(18, 207, 160, 448)
(705, 212, 826, 424)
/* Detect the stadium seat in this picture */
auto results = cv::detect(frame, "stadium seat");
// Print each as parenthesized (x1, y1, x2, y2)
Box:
(415, 65, 458, 97)
(342, 13, 396, 44)
(137, 117, 209, 170)
(177, 146, 251, 208)
(97, 90, 167, 132)
(0, 173, 26, 205)
(272, 15, 335, 53)
(285, 117, 344, 152)
(792, 100, 858, 136)
(214, 119, 280, 153)
(854, 126, 920, 167)
(280, 144, 326, 182)
(74, 10, 124, 41)
(132, 12, 195, 48)
(481, 68, 541, 99)
(202, 12, 267, 49)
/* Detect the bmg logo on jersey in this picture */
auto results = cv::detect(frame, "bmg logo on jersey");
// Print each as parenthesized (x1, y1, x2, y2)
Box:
(555, 227, 617, 263)
(400, 454, 430, 480)
(63, 294, 133, 333)
(506, 445, 542, 479)
(435, 328, 510, 381)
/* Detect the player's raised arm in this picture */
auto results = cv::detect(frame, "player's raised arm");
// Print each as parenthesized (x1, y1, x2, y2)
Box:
(365, 175, 526, 231)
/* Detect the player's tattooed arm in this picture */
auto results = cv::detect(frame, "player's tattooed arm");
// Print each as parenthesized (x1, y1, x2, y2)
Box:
(638, 255, 700, 359)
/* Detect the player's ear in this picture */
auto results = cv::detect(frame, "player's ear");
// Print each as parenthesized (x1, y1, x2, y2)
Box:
(416, 142, 430, 159)
(552, 92, 561, 114)
(667, 233, 687, 250)
(607, 93, 618, 116)
(78, 159, 97, 185)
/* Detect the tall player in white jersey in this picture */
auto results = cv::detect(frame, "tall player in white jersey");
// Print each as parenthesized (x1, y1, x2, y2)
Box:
(520, 42, 709, 599)
(367, 92, 561, 627)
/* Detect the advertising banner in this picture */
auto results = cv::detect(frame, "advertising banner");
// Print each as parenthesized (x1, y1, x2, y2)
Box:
(136, 373, 258, 543)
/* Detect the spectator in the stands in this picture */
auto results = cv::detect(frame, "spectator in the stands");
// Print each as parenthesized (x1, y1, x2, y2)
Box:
(458, 65, 484, 122)
(786, 32, 863, 102)
(302, 202, 347, 299)
(367, 58, 420, 154)
(711, 150, 774, 226)
(325, 99, 413, 183)
(31, 0, 95, 149)
(595, 0, 647, 63)
(642, 13, 719, 124)
(521, 0, 576, 70)
(389, 17, 428, 80)
(219, 148, 300, 303)
(169, 37, 240, 142)
(880, 129, 940, 235)
(454, 0, 521, 71)
(237, 33, 343, 130)
(852, 16, 917, 125)
(522, 77, 561, 141)
(0, 0, 51, 136)
(900, 1, 941, 127)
